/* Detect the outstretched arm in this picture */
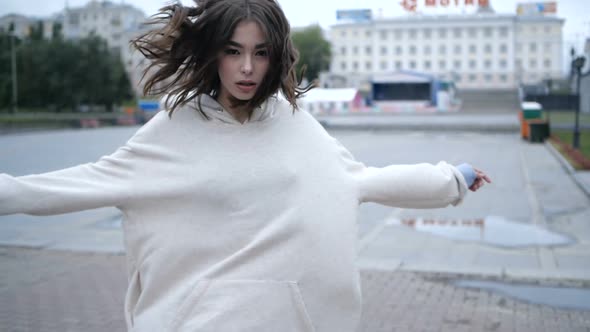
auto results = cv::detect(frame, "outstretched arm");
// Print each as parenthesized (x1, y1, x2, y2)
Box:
(0, 111, 170, 216)
(0, 144, 139, 216)
(357, 161, 472, 209)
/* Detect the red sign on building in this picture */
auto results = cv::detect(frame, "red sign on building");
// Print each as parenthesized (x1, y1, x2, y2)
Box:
(401, 0, 489, 11)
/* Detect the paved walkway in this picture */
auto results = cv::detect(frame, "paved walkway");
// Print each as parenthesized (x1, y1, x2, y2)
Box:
(1, 247, 589, 332)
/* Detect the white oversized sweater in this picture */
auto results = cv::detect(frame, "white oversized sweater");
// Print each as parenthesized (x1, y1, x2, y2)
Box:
(0, 95, 468, 331)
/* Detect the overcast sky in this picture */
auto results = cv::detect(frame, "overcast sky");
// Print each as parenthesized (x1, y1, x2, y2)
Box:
(2, 0, 589, 56)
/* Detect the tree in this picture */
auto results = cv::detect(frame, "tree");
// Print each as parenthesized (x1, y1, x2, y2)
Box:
(0, 30, 133, 112)
(291, 25, 331, 83)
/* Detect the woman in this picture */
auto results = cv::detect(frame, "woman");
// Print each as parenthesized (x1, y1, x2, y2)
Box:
(0, 0, 491, 331)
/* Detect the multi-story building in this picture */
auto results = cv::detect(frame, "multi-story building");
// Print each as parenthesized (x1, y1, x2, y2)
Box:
(63, 0, 147, 94)
(328, 9, 564, 90)
(0, 13, 58, 39)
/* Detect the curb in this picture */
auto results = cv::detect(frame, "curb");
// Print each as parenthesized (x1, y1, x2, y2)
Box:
(319, 122, 519, 133)
(545, 140, 590, 199)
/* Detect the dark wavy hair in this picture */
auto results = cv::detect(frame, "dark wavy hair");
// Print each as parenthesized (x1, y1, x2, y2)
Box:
(132, 0, 312, 116)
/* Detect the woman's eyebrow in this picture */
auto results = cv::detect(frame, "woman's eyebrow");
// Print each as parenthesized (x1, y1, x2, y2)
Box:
(227, 40, 269, 49)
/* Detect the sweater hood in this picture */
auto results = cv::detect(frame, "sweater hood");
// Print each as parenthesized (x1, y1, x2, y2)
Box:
(190, 94, 280, 125)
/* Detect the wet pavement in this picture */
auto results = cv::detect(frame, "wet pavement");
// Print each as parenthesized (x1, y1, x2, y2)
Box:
(454, 279, 590, 311)
(388, 216, 574, 248)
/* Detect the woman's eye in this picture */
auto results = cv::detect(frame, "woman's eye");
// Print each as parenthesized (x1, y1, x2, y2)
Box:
(224, 49, 239, 55)
(256, 50, 269, 57)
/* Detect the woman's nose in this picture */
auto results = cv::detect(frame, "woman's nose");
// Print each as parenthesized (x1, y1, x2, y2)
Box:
(241, 56, 253, 74)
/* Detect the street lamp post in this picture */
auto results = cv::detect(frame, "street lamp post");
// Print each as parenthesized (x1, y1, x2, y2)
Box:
(572, 56, 586, 149)
(10, 28, 18, 114)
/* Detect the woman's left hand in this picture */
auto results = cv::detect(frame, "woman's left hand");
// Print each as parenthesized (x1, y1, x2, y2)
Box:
(469, 168, 491, 192)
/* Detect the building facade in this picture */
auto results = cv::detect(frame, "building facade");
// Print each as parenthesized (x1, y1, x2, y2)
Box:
(0, 14, 57, 39)
(328, 11, 564, 90)
(62, 1, 147, 95)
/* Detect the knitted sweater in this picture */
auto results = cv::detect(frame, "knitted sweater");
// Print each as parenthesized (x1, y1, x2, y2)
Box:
(0, 95, 468, 331)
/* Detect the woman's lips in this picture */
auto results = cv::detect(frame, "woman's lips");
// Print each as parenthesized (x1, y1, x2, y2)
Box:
(236, 81, 257, 93)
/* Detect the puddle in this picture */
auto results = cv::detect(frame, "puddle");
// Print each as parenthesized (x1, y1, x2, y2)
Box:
(389, 216, 574, 248)
(454, 280, 590, 311)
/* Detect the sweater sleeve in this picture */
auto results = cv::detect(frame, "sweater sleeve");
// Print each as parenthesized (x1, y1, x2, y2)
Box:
(330, 137, 468, 209)
(0, 113, 167, 216)
(0, 144, 139, 216)
(356, 162, 468, 208)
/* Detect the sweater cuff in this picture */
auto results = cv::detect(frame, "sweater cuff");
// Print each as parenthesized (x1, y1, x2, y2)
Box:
(456, 163, 476, 187)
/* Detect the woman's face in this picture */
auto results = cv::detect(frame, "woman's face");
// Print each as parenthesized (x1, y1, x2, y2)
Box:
(217, 20, 270, 107)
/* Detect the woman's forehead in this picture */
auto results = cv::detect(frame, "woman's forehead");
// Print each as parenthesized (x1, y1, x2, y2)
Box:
(229, 20, 268, 44)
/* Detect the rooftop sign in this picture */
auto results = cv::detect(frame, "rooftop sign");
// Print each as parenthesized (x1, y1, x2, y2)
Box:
(400, 0, 490, 12)
(516, 2, 557, 16)
(336, 9, 372, 22)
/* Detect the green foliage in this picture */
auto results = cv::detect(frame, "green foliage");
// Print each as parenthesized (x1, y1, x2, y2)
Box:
(291, 25, 331, 83)
(0, 30, 133, 112)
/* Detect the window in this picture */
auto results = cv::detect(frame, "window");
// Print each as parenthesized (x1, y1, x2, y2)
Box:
(499, 27, 508, 37)
(469, 60, 477, 69)
(341, 62, 347, 70)
(409, 29, 417, 38)
(516, 44, 522, 52)
(381, 46, 387, 55)
(454, 60, 462, 69)
(380, 30, 388, 40)
(544, 26, 552, 33)
(409, 45, 417, 55)
(353, 30, 358, 37)
(439, 45, 446, 55)
(529, 59, 537, 68)
(469, 45, 477, 54)
(544, 59, 551, 67)
(483, 27, 492, 37)
(500, 44, 508, 53)
(515, 59, 522, 68)
(468, 29, 477, 38)
(409, 61, 416, 69)
(469, 74, 477, 82)
(544, 43, 552, 52)
(341, 46, 346, 55)
(365, 46, 372, 55)
(340, 30, 346, 37)
(484, 74, 493, 82)
(453, 27, 462, 38)
(394, 30, 402, 39)
(439, 60, 446, 69)
(530, 43, 537, 52)
(438, 29, 447, 38)
(395, 46, 403, 55)
(380, 61, 387, 70)
(423, 28, 432, 39)
(353, 46, 358, 55)
(424, 45, 431, 55)
(424, 60, 431, 70)
(365, 30, 371, 37)
(353, 61, 358, 71)
(395, 61, 402, 70)
(499, 59, 507, 68)
(484, 60, 492, 68)
(454, 45, 462, 53)
(499, 74, 507, 82)
(365, 62, 371, 70)
(484, 44, 492, 53)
